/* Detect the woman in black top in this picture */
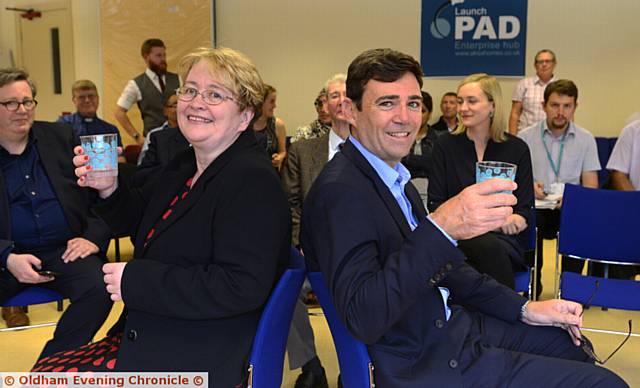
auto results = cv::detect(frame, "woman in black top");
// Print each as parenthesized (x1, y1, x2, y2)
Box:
(428, 73, 534, 289)
(248, 84, 287, 170)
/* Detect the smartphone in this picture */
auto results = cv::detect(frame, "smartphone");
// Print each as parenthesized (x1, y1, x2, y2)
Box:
(37, 270, 63, 278)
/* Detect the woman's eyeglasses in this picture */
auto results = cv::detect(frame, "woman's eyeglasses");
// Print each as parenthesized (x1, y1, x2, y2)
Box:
(576, 281, 632, 364)
(176, 87, 236, 106)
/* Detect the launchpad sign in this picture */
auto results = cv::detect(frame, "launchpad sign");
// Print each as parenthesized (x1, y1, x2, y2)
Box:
(421, 0, 528, 76)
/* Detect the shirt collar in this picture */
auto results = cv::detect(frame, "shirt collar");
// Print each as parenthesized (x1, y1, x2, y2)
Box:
(541, 120, 576, 138)
(534, 74, 556, 86)
(145, 68, 163, 81)
(350, 135, 411, 191)
(328, 129, 345, 153)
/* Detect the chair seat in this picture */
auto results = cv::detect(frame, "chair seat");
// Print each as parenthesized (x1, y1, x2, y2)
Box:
(1, 286, 63, 307)
(560, 271, 640, 311)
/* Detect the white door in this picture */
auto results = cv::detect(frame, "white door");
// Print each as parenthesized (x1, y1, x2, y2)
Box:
(16, 1, 75, 121)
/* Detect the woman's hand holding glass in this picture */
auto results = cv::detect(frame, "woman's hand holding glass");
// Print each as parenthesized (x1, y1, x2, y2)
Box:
(73, 145, 121, 198)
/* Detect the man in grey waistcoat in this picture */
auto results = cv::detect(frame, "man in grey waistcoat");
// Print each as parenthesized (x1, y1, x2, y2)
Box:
(114, 38, 180, 145)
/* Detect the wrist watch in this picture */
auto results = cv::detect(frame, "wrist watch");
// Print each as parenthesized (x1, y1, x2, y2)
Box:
(519, 300, 530, 320)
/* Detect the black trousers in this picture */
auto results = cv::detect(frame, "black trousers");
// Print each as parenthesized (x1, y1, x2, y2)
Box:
(458, 311, 628, 388)
(458, 232, 525, 290)
(0, 246, 113, 359)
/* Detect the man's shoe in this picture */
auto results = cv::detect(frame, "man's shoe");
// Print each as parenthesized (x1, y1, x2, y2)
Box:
(2, 306, 30, 328)
(294, 367, 329, 388)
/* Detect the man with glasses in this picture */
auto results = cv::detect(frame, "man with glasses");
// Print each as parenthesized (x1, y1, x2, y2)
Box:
(509, 49, 558, 134)
(58, 79, 124, 163)
(290, 88, 332, 143)
(0, 68, 112, 358)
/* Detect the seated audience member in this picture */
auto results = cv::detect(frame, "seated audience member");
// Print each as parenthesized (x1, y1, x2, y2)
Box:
(428, 73, 534, 289)
(34, 48, 290, 387)
(0, 68, 112, 354)
(281, 73, 349, 388)
(518, 80, 599, 278)
(431, 91, 459, 136)
(248, 84, 287, 170)
(509, 49, 558, 134)
(607, 118, 640, 191)
(132, 94, 189, 187)
(290, 88, 332, 143)
(300, 48, 627, 388)
(402, 90, 437, 205)
(137, 94, 180, 164)
(58, 79, 125, 163)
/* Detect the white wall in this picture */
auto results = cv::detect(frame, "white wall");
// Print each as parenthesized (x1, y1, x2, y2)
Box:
(0, 0, 102, 114)
(216, 0, 640, 137)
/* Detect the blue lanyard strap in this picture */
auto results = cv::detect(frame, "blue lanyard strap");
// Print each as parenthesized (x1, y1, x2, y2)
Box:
(541, 123, 569, 180)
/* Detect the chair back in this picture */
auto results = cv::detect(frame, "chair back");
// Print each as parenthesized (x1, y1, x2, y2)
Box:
(595, 137, 613, 187)
(308, 271, 374, 388)
(557, 184, 640, 316)
(247, 249, 305, 388)
(558, 184, 640, 263)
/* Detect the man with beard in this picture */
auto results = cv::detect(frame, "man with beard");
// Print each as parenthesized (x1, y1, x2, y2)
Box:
(114, 39, 180, 145)
(518, 79, 600, 277)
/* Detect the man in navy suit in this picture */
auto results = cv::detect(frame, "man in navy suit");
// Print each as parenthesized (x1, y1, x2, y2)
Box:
(300, 49, 627, 387)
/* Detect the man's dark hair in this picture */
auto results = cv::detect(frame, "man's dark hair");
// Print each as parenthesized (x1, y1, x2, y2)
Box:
(442, 91, 457, 99)
(0, 67, 37, 97)
(544, 79, 578, 104)
(421, 91, 433, 113)
(141, 38, 166, 57)
(346, 48, 423, 110)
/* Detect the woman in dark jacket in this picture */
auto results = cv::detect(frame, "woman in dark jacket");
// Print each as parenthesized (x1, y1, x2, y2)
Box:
(428, 73, 534, 289)
(35, 47, 291, 388)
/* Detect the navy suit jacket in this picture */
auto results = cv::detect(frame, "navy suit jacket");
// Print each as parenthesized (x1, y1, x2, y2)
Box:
(300, 139, 526, 387)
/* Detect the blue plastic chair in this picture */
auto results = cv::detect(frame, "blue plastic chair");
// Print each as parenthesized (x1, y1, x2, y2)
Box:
(308, 271, 375, 388)
(246, 248, 306, 388)
(595, 137, 617, 187)
(555, 184, 640, 336)
(1, 286, 64, 332)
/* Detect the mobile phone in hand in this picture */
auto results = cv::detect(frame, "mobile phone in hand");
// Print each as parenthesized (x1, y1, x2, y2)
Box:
(37, 270, 63, 278)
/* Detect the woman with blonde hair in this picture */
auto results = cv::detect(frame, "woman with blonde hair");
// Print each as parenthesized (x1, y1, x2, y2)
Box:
(34, 47, 291, 387)
(428, 73, 534, 289)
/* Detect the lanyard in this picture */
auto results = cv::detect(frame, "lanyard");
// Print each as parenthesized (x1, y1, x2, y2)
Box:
(541, 123, 569, 181)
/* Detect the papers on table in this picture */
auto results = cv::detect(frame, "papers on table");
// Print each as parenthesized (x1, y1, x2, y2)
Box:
(535, 194, 562, 209)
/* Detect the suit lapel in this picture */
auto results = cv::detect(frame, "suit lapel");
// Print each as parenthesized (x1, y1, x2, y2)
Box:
(341, 140, 412, 237)
(405, 182, 428, 224)
(310, 134, 329, 177)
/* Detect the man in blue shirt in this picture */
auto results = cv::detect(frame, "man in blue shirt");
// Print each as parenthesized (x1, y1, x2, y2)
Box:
(57, 79, 125, 163)
(300, 49, 626, 387)
(0, 68, 112, 359)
